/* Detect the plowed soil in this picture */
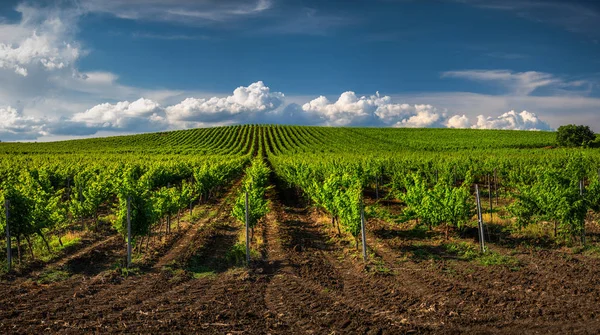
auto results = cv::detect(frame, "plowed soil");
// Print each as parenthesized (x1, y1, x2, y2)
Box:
(1, 186, 600, 334)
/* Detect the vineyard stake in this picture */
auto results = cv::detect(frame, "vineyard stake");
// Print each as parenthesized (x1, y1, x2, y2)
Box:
(127, 196, 132, 268)
(4, 200, 11, 272)
(475, 185, 486, 253)
(580, 180, 586, 246)
(245, 191, 250, 265)
(361, 202, 368, 262)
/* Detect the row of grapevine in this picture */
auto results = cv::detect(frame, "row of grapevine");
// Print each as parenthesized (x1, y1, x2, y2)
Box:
(0, 156, 248, 263)
(399, 170, 474, 239)
(270, 155, 365, 245)
(265, 126, 600, 246)
(232, 158, 271, 239)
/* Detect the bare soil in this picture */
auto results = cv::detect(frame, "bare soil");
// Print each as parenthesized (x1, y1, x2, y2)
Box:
(1, 186, 600, 334)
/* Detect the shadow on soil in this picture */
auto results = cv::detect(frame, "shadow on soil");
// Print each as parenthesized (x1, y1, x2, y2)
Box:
(185, 223, 242, 276)
(63, 248, 120, 276)
(472, 223, 557, 250)
(372, 225, 436, 241)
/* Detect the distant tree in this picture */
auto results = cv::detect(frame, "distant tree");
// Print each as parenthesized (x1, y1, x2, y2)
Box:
(556, 125, 597, 147)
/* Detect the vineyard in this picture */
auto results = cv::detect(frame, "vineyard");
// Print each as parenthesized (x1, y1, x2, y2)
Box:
(1, 125, 600, 333)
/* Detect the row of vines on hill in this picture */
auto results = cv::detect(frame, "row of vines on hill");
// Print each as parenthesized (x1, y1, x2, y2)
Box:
(0, 156, 249, 261)
(2, 125, 600, 267)
(264, 125, 600, 244)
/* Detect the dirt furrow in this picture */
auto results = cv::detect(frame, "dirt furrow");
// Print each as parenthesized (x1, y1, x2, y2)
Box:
(262, 192, 414, 334)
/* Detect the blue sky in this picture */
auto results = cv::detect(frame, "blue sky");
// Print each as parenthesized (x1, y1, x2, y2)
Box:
(0, 0, 599, 141)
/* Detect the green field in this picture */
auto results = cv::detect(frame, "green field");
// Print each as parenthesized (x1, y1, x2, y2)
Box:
(2, 125, 600, 333)
(1, 124, 599, 259)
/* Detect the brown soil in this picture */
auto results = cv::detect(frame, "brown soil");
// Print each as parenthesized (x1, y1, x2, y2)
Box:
(1, 186, 600, 334)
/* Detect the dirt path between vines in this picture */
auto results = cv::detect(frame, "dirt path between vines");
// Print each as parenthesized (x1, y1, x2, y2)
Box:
(366, 215, 600, 334)
(0, 182, 240, 334)
(3, 184, 600, 334)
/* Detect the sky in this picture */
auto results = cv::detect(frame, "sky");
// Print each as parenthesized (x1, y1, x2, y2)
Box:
(0, 0, 599, 141)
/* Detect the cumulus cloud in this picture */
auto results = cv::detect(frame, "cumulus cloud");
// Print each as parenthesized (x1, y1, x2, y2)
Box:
(0, 79, 558, 141)
(166, 81, 284, 124)
(395, 105, 447, 128)
(471, 110, 551, 130)
(446, 114, 471, 128)
(0, 106, 48, 140)
(302, 92, 379, 126)
(0, 5, 80, 77)
(70, 98, 167, 132)
(299, 88, 553, 131)
(301, 91, 451, 127)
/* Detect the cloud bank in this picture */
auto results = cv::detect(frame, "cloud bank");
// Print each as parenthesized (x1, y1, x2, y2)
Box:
(0, 81, 556, 141)
(166, 81, 284, 125)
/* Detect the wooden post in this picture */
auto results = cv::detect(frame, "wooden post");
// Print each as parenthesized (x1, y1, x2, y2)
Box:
(245, 191, 250, 265)
(580, 179, 586, 246)
(127, 196, 132, 268)
(4, 200, 11, 272)
(475, 185, 486, 253)
(361, 201, 368, 262)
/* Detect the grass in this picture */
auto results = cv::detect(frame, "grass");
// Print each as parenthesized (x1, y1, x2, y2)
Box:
(410, 243, 442, 261)
(572, 244, 600, 257)
(444, 241, 520, 269)
(226, 241, 257, 265)
(32, 232, 83, 262)
(185, 256, 218, 278)
(37, 269, 70, 284)
(189, 266, 217, 279)
(368, 252, 393, 275)
(366, 204, 398, 222)
(109, 261, 141, 278)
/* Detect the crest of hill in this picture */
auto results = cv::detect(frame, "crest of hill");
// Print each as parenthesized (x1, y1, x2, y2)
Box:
(0, 125, 557, 155)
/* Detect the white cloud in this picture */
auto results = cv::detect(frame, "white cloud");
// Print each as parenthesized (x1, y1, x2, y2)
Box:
(81, 0, 272, 24)
(70, 98, 167, 132)
(302, 92, 378, 126)
(0, 4, 188, 130)
(389, 91, 600, 131)
(0, 5, 80, 77)
(298, 90, 558, 131)
(396, 105, 446, 128)
(0, 80, 562, 141)
(166, 81, 284, 124)
(0, 106, 48, 140)
(446, 114, 471, 128)
(472, 110, 551, 130)
(442, 70, 564, 95)
(301, 92, 450, 127)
